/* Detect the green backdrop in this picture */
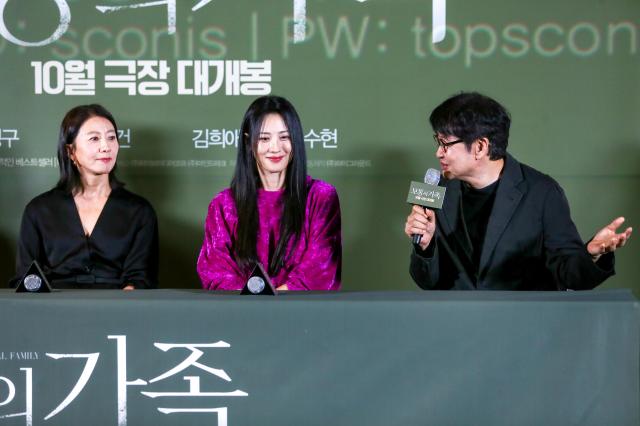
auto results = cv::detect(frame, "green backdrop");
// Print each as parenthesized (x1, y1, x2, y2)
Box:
(0, 0, 637, 292)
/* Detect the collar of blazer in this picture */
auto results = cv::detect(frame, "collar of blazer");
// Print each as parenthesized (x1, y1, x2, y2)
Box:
(437, 153, 526, 277)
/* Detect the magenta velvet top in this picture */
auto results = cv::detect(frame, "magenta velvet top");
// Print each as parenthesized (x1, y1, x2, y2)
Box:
(197, 177, 341, 290)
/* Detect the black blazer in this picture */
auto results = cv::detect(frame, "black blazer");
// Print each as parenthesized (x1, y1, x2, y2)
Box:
(410, 154, 614, 290)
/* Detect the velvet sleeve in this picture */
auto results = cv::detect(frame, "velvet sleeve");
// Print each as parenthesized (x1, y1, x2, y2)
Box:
(197, 194, 246, 290)
(285, 184, 342, 291)
(121, 202, 159, 289)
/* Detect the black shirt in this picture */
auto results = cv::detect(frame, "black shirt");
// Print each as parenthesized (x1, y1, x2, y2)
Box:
(460, 179, 500, 275)
(10, 187, 158, 289)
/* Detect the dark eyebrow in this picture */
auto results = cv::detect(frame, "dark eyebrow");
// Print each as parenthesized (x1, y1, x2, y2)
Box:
(85, 130, 116, 135)
(259, 130, 289, 135)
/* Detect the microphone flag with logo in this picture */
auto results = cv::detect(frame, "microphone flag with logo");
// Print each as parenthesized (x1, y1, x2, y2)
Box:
(406, 168, 446, 245)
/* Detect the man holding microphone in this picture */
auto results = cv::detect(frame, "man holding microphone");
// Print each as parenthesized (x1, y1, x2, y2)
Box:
(405, 92, 632, 290)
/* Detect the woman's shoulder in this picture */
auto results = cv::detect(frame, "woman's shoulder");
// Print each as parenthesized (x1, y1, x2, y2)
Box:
(207, 188, 237, 216)
(209, 187, 234, 206)
(204, 188, 237, 226)
(24, 188, 67, 211)
(307, 177, 338, 200)
(112, 186, 151, 204)
(110, 187, 156, 215)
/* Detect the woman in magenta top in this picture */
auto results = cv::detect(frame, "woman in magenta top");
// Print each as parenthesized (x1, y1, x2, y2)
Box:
(197, 96, 341, 290)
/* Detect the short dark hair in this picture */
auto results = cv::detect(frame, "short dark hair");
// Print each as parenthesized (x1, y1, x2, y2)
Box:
(429, 92, 510, 160)
(231, 95, 308, 275)
(56, 104, 123, 193)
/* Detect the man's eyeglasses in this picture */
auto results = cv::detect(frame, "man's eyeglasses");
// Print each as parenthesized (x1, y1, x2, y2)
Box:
(433, 135, 465, 152)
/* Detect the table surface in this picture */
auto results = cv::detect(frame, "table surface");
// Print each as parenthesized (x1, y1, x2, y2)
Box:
(0, 289, 637, 426)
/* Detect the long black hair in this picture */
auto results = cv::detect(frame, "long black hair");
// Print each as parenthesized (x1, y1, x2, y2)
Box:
(56, 104, 123, 194)
(231, 95, 308, 275)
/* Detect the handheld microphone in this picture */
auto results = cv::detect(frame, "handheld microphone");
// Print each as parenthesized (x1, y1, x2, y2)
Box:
(423, 168, 441, 187)
(407, 168, 444, 245)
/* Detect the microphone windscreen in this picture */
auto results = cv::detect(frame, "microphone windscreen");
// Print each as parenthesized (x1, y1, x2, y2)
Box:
(424, 168, 441, 186)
